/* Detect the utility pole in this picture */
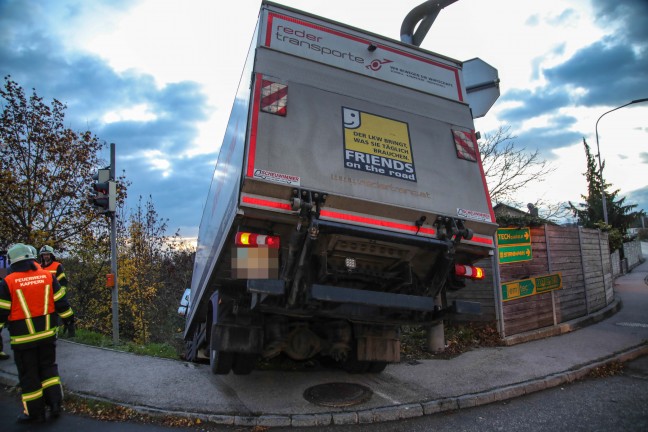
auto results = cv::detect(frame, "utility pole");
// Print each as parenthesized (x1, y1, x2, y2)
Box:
(109, 143, 119, 345)
(595, 98, 648, 224)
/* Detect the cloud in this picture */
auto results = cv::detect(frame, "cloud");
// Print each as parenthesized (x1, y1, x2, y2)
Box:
(543, 40, 648, 106)
(626, 186, 648, 213)
(0, 0, 214, 233)
(640, 153, 648, 164)
(493, 0, 648, 157)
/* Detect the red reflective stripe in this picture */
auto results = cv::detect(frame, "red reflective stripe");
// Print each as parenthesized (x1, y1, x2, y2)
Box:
(247, 73, 263, 178)
(468, 235, 494, 246)
(320, 209, 436, 235)
(241, 196, 292, 211)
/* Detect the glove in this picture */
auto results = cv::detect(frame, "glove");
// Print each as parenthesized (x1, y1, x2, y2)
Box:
(62, 316, 75, 338)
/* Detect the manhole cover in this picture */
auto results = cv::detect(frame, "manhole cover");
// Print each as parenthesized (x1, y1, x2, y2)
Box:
(616, 322, 648, 328)
(303, 382, 373, 407)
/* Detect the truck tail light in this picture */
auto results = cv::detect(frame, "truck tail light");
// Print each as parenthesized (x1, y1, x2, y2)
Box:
(454, 264, 484, 280)
(260, 79, 287, 116)
(235, 232, 280, 248)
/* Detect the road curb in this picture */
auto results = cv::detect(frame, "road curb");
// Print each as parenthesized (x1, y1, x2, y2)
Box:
(2, 342, 642, 428)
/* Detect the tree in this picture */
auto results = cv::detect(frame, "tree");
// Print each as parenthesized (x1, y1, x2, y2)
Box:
(479, 125, 554, 204)
(117, 196, 187, 344)
(569, 138, 644, 251)
(0, 76, 103, 250)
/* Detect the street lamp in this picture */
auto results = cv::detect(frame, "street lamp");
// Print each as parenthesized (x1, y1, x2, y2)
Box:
(594, 97, 648, 224)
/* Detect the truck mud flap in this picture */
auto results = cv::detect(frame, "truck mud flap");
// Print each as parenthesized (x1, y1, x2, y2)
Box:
(452, 300, 481, 315)
(212, 323, 263, 354)
(310, 284, 435, 311)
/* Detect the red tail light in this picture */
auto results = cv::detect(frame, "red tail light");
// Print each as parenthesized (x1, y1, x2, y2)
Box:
(235, 232, 280, 248)
(454, 264, 484, 280)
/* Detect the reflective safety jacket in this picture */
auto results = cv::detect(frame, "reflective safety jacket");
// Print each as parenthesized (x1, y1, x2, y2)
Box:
(42, 260, 68, 289)
(0, 261, 73, 349)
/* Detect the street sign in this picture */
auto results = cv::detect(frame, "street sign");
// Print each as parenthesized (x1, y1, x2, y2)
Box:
(463, 57, 500, 119)
(497, 227, 532, 264)
(502, 273, 563, 301)
(497, 228, 531, 246)
(535, 273, 563, 293)
(499, 244, 532, 264)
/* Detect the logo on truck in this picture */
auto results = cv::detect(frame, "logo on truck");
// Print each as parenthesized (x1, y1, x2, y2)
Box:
(366, 59, 393, 72)
(342, 107, 416, 182)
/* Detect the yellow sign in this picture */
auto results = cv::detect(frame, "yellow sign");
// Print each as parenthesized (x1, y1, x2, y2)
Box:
(502, 273, 562, 301)
(342, 107, 416, 182)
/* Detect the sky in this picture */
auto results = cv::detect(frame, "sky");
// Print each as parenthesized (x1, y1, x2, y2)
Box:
(1, 0, 647, 239)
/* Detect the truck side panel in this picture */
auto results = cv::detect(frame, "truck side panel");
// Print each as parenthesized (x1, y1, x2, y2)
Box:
(184, 27, 258, 338)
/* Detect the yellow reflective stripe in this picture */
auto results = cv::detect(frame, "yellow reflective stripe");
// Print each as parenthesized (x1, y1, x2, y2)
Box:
(53, 286, 66, 301)
(59, 308, 73, 319)
(16, 290, 32, 319)
(42, 376, 61, 389)
(16, 290, 35, 334)
(21, 388, 43, 402)
(44, 285, 50, 315)
(0, 298, 10, 309)
(11, 329, 56, 344)
(57, 272, 66, 282)
(46, 314, 51, 330)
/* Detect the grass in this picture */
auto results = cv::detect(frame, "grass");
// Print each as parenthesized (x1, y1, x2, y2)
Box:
(63, 329, 181, 360)
(66, 321, 502, 364)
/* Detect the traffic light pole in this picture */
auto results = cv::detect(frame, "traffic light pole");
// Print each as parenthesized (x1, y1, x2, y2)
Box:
(109, 143, 119, 345)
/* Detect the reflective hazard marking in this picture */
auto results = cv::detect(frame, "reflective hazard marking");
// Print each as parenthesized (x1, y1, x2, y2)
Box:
(453, 130, 477, 162)
(260, 80, 287, 116)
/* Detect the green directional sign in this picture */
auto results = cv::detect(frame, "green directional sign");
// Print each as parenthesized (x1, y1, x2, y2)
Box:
(497, 228, 531, 246)
(498, 244, 532, 264)
(502, 272, 563, 301)
(535, 273, 562, 293)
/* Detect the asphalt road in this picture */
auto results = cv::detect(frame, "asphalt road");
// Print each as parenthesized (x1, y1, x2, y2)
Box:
(2, 355, 648, 432)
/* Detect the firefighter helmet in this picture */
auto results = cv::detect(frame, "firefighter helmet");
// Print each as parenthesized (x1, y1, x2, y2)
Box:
(39, 245, 55, 256)
(8, 243, 37, 264)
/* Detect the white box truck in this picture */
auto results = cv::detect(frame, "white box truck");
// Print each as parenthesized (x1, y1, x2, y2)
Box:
(183, 1, 499, 375)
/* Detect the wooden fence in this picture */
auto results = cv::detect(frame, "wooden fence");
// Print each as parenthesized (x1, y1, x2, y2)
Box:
(446, 225, 640, 337)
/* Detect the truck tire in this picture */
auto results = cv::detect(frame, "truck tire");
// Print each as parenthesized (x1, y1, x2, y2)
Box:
(232, 353, 257, 375)
(210, 347, 233, 375)
(367, 361, 387, 373)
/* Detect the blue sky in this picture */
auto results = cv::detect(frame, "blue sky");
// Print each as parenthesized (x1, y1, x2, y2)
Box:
(1, 0, 647, 238)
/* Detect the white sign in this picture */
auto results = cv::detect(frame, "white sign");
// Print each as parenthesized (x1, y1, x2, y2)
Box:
(264, 12, 464, 102)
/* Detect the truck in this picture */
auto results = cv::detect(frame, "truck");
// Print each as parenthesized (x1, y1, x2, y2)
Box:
(183, 0, 499, 375)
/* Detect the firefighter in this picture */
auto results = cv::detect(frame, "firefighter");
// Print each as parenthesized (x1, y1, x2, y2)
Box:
(0, 243, 74, 423)
(39, 245, 73, 337)
(0, 250, 7, 360)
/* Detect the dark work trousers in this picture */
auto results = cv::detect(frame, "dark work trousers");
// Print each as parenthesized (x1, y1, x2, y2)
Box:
(13, 342, 62, 417)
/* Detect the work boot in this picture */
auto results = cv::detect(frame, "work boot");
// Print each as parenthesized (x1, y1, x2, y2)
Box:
(49, 402, 61, 418)
(0, 351, 10, 360)
(16, 412, 46, 424)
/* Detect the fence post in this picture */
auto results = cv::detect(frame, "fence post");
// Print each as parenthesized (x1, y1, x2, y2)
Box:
(578, 227, 590, 315)
(544, 225, 558, 325)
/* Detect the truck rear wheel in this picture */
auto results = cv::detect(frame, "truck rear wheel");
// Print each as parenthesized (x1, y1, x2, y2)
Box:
(210, 346, 233, 375)
(232, 353, 257, 375)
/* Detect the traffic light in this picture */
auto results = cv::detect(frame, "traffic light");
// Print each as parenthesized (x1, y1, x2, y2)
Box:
(88, 167, 116, 213)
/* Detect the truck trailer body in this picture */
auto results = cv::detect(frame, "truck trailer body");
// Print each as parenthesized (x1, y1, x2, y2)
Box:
(184, 1, 498, 375)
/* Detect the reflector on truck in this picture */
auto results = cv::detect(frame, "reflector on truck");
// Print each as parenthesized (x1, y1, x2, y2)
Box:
(235, 232, 280, 248)
(454, 264, 484, 279)
(260, 79, 287, 116)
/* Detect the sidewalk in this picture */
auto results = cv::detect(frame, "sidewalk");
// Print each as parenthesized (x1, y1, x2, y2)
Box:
(2, 257, 648, 428)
